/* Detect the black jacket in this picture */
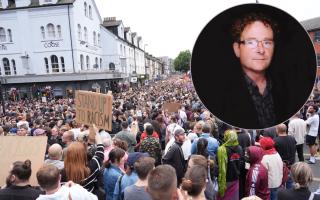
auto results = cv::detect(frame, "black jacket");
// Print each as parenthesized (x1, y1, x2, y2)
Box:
(162, 141, 186, 185)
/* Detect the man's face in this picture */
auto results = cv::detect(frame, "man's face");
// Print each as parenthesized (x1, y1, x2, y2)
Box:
(233, 21, 274, 75)
(175, 133, 185, 143)
(17, 128, 27, 136)
(307, 106, 315, 114)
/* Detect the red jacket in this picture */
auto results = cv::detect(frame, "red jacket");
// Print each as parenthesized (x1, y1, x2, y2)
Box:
(245, 146, 270, 200)
(140, 131, 159, 141)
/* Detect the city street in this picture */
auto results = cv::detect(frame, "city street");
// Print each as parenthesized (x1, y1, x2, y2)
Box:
(304, 144, 320, 192)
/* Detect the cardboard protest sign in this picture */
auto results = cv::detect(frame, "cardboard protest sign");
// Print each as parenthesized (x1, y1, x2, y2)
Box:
(75, 90, 113, 131)
(0, 136, 47, 186)
(163, 102, 181, 113)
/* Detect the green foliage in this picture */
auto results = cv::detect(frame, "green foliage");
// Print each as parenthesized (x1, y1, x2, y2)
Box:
(174, 50, 191, 72)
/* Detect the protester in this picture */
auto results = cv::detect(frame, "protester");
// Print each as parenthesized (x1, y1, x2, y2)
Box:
(288, 113, 307, 162)
(139, 125, 162, 166)
(188, 155, 217, 200)
(274, 123, 296, 189)
(162, 127, 186, 186)
(124, 156, 155, 200)
(260, 137, 283, 200)
(216, 129, 242, 200)
(61, 128, 104, 196)
(36, 164, 97, 200)
(114, 121, 137, 153)
(180, 165, 207, 200)
(113, 152, 149, 200)
(305, 105, 319, 164)
(0, 159, 43, 200)
(245, 146, 269, 200)
(44, 143, 64, 170)
(277, 162, 320, 200)
(191, 123, 219, 157)
(103, 147, 125, 200)
(147, 165, 178, 200)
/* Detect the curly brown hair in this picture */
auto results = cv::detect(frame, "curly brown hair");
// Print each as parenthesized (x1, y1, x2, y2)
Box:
(231, 12, 279, 42)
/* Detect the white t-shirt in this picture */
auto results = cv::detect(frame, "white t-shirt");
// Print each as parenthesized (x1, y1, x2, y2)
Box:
(288, 118, 307, 145)
(36, 184, 97, 200)
(306, 114, 319, 137)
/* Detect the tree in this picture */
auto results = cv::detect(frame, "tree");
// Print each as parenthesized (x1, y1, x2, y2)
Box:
(174, 50, 191, 72)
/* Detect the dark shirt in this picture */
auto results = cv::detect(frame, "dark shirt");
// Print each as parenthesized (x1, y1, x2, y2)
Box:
(244, 74, 275, 128)
(274, 135, 297, 166)
(226, 145, 243, 182)
(162, 141, 186, 185)
(0, 185, 43, 200)
(278, 187, 320, 200)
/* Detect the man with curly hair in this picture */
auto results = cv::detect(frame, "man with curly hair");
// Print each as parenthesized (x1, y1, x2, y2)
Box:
(231, 12, 278, 128)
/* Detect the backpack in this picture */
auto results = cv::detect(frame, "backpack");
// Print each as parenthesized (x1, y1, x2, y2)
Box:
(281, 161, 290, 186)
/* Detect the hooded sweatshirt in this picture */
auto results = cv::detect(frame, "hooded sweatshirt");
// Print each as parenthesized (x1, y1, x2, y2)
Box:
(36, 184, 97, 200)
(245, 146, 270, 200)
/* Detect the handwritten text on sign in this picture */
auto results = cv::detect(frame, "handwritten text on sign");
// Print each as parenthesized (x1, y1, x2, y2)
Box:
(75, 91, 112, 131)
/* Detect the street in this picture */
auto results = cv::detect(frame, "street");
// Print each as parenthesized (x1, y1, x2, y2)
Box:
(303, 144, 320, 192)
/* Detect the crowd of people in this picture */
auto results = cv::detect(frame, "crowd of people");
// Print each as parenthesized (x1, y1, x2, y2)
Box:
(0, 75, 320, 200)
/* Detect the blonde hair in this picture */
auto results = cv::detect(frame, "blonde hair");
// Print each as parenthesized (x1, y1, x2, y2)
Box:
(291, 162, 313, 188)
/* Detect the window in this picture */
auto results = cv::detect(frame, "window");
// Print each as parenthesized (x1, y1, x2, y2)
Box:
(89, 5, 92, 18)
(84, 27, 88, 42)
(100, 58, 102, 69)
(51, 55, 59, 72)
(120, 44, 122, 55)
(315, 31, 320, 42)
(7, 29, 12, 42)
(80, 55, 84, 70)
(78, 24, 82, 40)
(44, 58, 49, 73)
(11, 59, 16, 75)
(60, 57, 65, 72)
(86, 55, 90, 69)
(84, 2, 87, 16)
(317, 54, 320, 66)
(47, 23, 55, 38)
(3, 58, 10, 75)
(41, 26, 45, 39)
(95, 57, 98, 68)
(0, 27, 6, 42)
(124, 46, 126, 56)
(0, 0, 2, 8)
(57, 25, 61, 38)
(98, 34, 100, 46)
(93, 31, 96, 45)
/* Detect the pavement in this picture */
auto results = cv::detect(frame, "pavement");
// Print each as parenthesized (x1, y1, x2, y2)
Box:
(301, 144, 320, 192)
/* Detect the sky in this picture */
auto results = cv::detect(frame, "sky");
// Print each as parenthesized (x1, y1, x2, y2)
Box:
(95, 0, 320, 59)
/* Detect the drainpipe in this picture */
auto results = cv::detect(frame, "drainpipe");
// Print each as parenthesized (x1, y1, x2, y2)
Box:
(68, 5, 75, 73)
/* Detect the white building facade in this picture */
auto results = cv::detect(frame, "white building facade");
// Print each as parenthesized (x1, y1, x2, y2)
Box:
(0, 0, 125, 98)
(0, 0, 167, 98)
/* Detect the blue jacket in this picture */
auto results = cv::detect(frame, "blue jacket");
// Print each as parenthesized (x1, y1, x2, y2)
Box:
(113, 172, 138, 200)
(104, 164, 123, 200)
(191, 133, 219, 156)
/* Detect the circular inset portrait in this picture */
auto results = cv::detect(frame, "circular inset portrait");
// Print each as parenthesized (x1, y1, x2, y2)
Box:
(191, 3, 317, 129)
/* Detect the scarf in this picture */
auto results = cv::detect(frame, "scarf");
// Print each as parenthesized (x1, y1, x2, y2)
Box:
(217, 130, 239, 197)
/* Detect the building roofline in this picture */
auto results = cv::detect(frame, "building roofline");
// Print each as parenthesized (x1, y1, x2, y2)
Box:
(0, 2, 73, 12)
